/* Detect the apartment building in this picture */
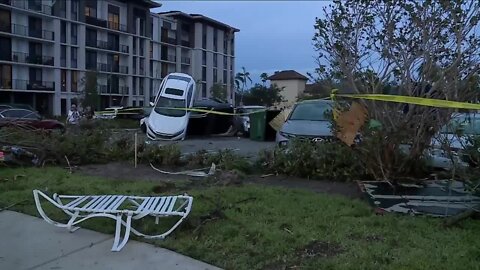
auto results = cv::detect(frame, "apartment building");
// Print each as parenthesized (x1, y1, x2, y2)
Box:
(0, 0, 238, 116)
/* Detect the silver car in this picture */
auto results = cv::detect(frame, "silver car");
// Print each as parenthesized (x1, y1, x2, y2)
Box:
(276, 100, 334, 146)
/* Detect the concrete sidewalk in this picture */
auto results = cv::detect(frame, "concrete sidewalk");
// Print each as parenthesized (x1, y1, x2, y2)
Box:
(0, 211, 220, 270)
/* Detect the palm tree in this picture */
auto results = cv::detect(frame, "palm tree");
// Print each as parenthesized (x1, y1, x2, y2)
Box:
(260, 72, 269, 86)
(235, 67, 252, 105)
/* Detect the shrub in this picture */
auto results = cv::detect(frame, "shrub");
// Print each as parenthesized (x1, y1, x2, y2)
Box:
(259, 139, 367, 181)
(138, 143, 182, 166)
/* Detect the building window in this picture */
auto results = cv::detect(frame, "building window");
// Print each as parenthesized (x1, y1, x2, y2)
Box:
(139, 39, 144, 56)
(85, 1, 96, 17)
(86, 28, 96, 47)
(71, 71, 77, 92)
(132, 100, 136, 107)
(213, 54, 217, 68)
(202, 83, 207, 98)
(139, 79, 144, 95)
(61, 99, 67, 115)
(61, 70, 66, 92)
(71, 24, 78, 45)
(71, 47, 77, 68)
(213, 68, 217, 83)
(223, 56, 227, 69)
(61, 45, 66, 67)
(71, 0, 78, 20)
(61, 21, 66, 43)
(139, 58, 145, 75)
(150, 60, 153, 77)
(133, 37, 137, 54)
(223, 69, 227, 83)
(132, 77, 137, 95)
(202, 67, 206, 81)
(202, 25, 207, 49)
(86, 50, 96, 70)
(202, 51, 206, 66)
(224, 34, 228, 54)
(231, 37, 234, 55)
(108, 5, 120, 30)
(0, 64, 12, 88)
(0, 37, 11, 61)
(213, 29, 218, 52)
(133, 56, 137, 73)
(150, 41, 153, 58)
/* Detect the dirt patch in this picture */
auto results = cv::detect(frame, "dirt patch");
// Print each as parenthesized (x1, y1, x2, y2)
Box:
(78, 163, 361, 199)
(78, 162, 193, 182)
(297, 240, 345, 259)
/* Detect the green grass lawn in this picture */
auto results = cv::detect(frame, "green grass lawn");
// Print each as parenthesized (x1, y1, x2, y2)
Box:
(1, 167, 480, 270)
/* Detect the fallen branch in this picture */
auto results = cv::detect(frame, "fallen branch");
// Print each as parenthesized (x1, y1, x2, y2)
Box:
(64, 155, 72, 174)
(443, 207, 480, 227)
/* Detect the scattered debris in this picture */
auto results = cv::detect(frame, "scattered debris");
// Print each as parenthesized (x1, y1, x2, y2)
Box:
(359, 180, 480, 217)
(0, 146, 39, 166)
(260, 173, 275, 178)
(336, 102, 368, 146)
(150, 163, 216, 177)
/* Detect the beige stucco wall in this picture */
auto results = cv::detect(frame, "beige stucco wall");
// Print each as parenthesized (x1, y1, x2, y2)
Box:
(271, 79, 306, 108)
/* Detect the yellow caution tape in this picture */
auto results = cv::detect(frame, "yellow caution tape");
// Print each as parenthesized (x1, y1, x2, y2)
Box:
(331, 89, 480, 110)
(95, 107, 267, 116)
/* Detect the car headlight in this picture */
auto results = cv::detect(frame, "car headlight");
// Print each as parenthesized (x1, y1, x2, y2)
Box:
(279, 131, 296, 139)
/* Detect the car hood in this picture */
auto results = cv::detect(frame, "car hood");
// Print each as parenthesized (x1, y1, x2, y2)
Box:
(147, 111, 188, 134)
(281, 120, 333, 137)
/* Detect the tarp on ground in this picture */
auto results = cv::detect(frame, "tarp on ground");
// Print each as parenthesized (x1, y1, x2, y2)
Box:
(359, 180, 480, 217)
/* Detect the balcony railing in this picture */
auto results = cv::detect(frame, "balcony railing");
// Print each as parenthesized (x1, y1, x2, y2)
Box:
(10, 79, 54, 91)
(11, 0, 52, 15)
(98, 85, 129, 95)
(181, 40, 191, 47)
(181, 57, 190, 65)
(0, 78, 12, 89)
(167, 55, 176, 62)
(120, 44, 129, 53)
(11, 23, 54, 41)
(139, 69, 145, 76)
(71, 36, 78, 45)
(108, 21, 127, 32)
(85, 15, 107, 28)
(71, 12, 78, 21)
(95, 63, 128, 74)
(71, 59, 77, 68)
(12, 52, 54, 66)
(86, 39, 129, 53)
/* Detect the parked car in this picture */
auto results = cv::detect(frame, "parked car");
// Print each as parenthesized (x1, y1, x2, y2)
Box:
(276, 100, 334, 146)
(0, 108, 64, 130)
(140, 106, 153, 133)
(146, 73, 196, 140)
(235, 105, 266, 137)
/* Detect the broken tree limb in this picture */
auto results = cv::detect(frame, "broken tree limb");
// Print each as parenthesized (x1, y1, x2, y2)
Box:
(443, 207, 480, 227)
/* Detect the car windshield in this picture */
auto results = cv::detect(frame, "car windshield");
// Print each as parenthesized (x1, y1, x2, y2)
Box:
(154, 96, 186, 117)
(289, 102, 332, 121)
(440, 115, 480, 135)
(1, 109, 40, 119)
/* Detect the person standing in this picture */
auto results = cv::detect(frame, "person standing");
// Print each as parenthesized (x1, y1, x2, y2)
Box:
(66, 104, 81, 125)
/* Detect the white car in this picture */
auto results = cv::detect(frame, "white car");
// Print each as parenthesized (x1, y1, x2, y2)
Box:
(146, 73, 196, 140)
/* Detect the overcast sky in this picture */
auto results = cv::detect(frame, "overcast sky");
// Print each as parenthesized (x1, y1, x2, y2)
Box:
(152, 1, 330, 83)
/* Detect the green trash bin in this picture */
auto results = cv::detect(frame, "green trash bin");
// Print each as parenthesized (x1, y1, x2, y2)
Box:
(249, 110, 267, 141)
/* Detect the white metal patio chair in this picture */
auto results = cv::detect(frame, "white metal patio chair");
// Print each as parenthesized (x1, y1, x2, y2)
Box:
(33, 189, 193, 251)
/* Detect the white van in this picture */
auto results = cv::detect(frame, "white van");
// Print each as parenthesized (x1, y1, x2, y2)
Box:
(146, 73, 196, 140)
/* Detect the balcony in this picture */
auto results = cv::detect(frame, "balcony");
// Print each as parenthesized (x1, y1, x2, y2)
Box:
(71, 59, 77, 68)
(12, 52, 54, 66)
(181, 57, 190, 65)
(11, 24, 54, 41)
(161, 36, 177, 45)
(11, 0, 52, 15)
(108, 21, 127, 32)
(139, 69, 145, 76)
(180, 40, 191, 47)
(11, 79, 54, 91)
(119, 65, 128, 74)
(85, 15, 107, 28)
(120, 86, 129, 95)
(0, 78, 12, 89)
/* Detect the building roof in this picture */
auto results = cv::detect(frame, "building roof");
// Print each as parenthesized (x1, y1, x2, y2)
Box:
(267, 70, 308, 81)
(157, 11, 239, 32)
(144, 0, 162, 8)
